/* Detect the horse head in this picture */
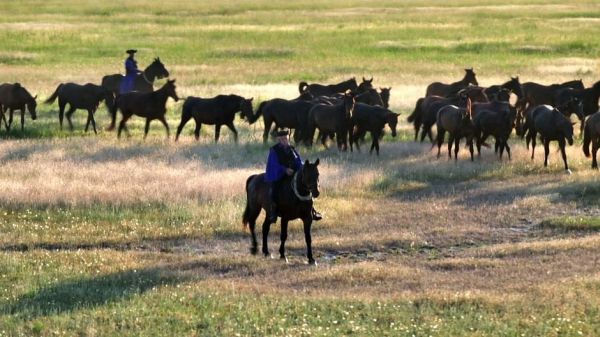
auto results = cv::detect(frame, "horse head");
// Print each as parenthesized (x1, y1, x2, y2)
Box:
(27, 93, 38, 120)
(148, 57, 170, 80)
(495, 88, 511, 102)
(164, 79, 179, 102)
(343, 90, 356, 117)
(464, 68, 478, 86)
(239, 97, 255, 122)
(301, 159, 320, 198)
(386, 111, 400, 137)
(358, 76, 374, 93)
(509, 76, 523, 98)
(379, 87, 391, 108)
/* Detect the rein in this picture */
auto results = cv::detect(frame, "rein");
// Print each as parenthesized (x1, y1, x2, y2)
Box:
(141, 71, 153, 85)
(291, 171, 312, 201)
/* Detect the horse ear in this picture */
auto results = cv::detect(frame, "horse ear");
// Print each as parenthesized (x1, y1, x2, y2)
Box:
(368, 76, 373, 83)
(249, 97, 254, 102)
(314, 158, 320, 166)
(34, 95, 38, 100)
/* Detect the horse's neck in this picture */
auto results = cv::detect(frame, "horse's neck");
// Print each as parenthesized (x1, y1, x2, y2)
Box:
(152, 88, 170, 104)
(142, 64, 156, 82)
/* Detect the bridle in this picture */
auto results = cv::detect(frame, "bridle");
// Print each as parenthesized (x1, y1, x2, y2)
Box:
(141, 71, 153, 85)
(291, 170, 313, 201)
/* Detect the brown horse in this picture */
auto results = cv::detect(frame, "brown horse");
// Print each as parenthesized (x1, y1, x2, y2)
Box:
(426, 68, 478, 97)
(307, 92, 355, 150)
(379, 87, 391, 108)
(435, 99, 475, 161)
(45, 83, 113, 134)
(483, 76, 523, 102)
(0, 83, 37, 132)
(583, 112, 600, 169)
(255, 98, 314, 145)
(112, 79, 179, 139)
(527, 105, 574, 173)
(175, 95, 254, 143)
(473, 104, 516, 160)
(242, 159, 321, 264)
(554, 80, 600, 134)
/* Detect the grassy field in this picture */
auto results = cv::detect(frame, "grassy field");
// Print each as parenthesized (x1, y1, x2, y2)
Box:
(1, 1, 600, 336)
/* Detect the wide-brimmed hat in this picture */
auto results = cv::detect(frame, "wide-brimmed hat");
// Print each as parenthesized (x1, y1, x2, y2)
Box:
(126, 49, 137, 54)
(276, 129, 290, 137)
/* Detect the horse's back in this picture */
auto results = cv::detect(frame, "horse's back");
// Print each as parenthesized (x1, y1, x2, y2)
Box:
(101, 74, 122, 93)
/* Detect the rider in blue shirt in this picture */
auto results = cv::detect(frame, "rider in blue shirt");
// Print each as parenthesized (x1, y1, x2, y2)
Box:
(265, 130, 322, 223)
(119, 49, 141, 94)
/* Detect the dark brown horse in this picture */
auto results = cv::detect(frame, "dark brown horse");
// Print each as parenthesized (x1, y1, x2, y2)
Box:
(0, 83, 37, 132)
(175, 95, 254, 143)
(425, 68, 478, 97)
(298, 77, 358, 97)
(103, 58, 170, 130)
(255, 98, 314, 145)
(379, 87, 391, 108)
(417, 86, 488, 143)
(307, 92, 355, 150)
(473, 104, 516, 160)
(554, 80, 600, 134)
(45, 83, 113, 134)
(515, 79, 584, 134)
(435, 99, 475, 161)
(583, 112, 600, 169)
(112, 79, 179, 139)
(243, 159, 321, 264)
(483, 76, 523, 102)
(527, 105, 574, 173)
(349, 103, 399, 155)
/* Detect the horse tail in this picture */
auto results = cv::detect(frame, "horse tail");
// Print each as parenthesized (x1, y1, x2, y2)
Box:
(407, 97, 423, 123)
(45, 84, 62, 104)
(583, 119, 592, 157)
(254, 101, 267, 121)
(242, 175, 255, 229)
(299, 81, 308, 94)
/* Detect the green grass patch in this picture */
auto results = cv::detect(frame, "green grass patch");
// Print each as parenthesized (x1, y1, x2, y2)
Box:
(540, 216, 600, 231)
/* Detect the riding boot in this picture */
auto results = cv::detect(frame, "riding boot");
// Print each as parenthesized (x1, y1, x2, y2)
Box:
(268, 203, 278, 223)
(312, 207, 322, 221)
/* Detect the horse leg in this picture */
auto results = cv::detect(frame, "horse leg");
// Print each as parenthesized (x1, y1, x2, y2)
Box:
(175, 114, 192, 141)
(454, 136, 460, 161)
(143, 119, 152, 140)
(530, 132, 536, 160)
(194, 121, 202, 140)
(543, 139, 550, 167)
(117, 114, 131, 139)
(65, 106, 76, 132)
(159, 116, 170, 139)
(261, 217, 272, 258)
(20, 109, 25, 131)
(559, 138, 569, 172)
(89, 108, 98, 134)
(279, 218, 289, 262)
(592, 139, 599, 169)
(58, 101, 66, 130)
(214, 124, 222, 143)
(7, 109, 13, 132)
(447, 134, 454, 159)
(262, 117, 273, 144)
(226, 122, 238, 143)
(302, 216, 315, 265)
(505, 140, 511, 160)
(468, 137, 474, 162)
(436, 128, 445, 158)
(320, 130, 329, 149)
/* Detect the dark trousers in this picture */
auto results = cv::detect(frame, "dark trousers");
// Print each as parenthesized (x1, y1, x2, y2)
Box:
(268, 180, 283, 220)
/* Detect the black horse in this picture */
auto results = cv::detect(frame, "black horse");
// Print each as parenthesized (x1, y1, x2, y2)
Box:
(426, 68, 478, 97)
(0, 83, 37, 132)
(255, 98, 315, 145)
(45, 83, 114, 134)
(307, 92, 355, 150)
(435, 99, 475, 161)
(298, 77, 358, 97)
(103, 58, 170, 130)
(484, 77, 523, 101)
(349, 103, 399, 155)
(583, 112, 600, 169)
(243, 159, 321, 264)
(526, 104, 574, 173)
(175, 95, 254, 143)
(379, 87, 391, 108)
(112, 79, 179, 139)
(554, 80, 600, 134)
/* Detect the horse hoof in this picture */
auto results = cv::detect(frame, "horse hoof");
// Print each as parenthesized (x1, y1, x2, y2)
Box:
(308, 259, 317, 266)
(566, 169, 572, 175)
(250, 247, 258, 255)
(281, 256, 289, 264)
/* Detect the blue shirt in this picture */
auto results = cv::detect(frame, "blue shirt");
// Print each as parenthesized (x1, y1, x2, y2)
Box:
(265, 144, 303, 183)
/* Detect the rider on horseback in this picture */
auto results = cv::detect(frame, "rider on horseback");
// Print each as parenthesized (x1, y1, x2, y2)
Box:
(119, 49, 141, 94)
(265, 130, 322, 223)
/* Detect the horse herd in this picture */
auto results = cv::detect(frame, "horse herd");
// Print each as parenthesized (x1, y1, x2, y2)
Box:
(408, 68, 600, 171)
(1, 60, 600, 167)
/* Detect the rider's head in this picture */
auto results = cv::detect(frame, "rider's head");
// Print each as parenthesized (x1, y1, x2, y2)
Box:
(276, 130, 290, 147)
(126, 49, 137, 58)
